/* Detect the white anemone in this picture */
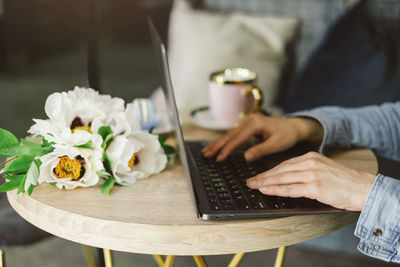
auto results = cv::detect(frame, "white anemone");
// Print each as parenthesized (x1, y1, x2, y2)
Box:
(38, 135, 103, 190)
(106, 132, 167, 184)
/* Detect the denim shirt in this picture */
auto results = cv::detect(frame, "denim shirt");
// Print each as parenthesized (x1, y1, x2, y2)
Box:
(294, 102, 400, 263)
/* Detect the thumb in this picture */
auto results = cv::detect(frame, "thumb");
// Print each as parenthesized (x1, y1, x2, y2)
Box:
(244, 137, 288, 162)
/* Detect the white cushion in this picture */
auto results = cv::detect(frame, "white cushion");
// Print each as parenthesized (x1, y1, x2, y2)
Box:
(168, 0, 299, 115)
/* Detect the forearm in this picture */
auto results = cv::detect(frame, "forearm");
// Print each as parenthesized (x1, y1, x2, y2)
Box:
(292, 102, 400, 160)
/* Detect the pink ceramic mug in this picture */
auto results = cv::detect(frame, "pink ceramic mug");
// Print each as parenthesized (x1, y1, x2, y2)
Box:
(209, 68, 263, 125)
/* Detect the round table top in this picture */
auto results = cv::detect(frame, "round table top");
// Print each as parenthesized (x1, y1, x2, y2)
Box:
(7, 124, 378, 255)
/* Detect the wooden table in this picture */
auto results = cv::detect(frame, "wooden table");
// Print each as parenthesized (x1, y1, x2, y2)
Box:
(6, 124, 378, 265)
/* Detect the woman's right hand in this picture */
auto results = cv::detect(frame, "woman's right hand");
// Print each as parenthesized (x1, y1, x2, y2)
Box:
(202, 114, 324, 162)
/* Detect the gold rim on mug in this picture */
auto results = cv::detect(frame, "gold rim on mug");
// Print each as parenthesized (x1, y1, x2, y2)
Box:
(210, 68, 257, 85)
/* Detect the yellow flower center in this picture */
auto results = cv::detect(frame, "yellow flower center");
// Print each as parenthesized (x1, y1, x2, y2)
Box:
(71, 126, 92, 134)
(128, 154, 136, 168)
(54, 156, 84, 180)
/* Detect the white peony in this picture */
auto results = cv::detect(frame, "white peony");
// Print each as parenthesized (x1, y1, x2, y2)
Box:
(38, 134, 104, 190)
(106, 131, 167, 185)
(28, 86, 129, 143)
(28, 87, 167, 191)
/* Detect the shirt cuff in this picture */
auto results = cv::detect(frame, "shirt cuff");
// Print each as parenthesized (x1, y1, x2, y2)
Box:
(289, 110, 341, 154)
(355, 174, 400, 262)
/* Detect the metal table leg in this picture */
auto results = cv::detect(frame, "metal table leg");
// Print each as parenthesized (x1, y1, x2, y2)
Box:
(103, 249, 114, 267)
(274, 247, 287, 267)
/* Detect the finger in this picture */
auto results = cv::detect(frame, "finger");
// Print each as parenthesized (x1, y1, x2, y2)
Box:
(246, 152, 319, 184)
(259, 183, 318, 200)
(244, 135, 291, 162)
(262, 151, 331, 176)
(202, 124, 246, 157)
(246, 152, 331, 188)
(247, 170, 316, 189)
(202, 130, 236, 158)
(216, 124, 262, 161)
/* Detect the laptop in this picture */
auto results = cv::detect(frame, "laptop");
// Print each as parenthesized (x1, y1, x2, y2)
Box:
(148, 18, 352, 220)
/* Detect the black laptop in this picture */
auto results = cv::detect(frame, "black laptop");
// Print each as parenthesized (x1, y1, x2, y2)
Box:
(148, 18, 351, 220)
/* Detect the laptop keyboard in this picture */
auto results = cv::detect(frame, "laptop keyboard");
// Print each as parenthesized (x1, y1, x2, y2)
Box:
(188, 142, 296, 211)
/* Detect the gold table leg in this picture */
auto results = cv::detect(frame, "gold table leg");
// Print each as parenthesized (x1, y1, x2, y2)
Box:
(274, 247, 287, 267)
(193, 255, 207, 267)
(82, 245, 96, 267)
(163, 255, 175, 267)
(0, 249, 4, 267)
(228, 253, 245, 267)
(153, 255, 165, 267)
(103, 249, 114, 267)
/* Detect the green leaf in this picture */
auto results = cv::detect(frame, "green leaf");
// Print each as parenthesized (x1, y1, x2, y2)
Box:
(21, 139, 45, 150)
(98, 126, 114, 150)
(97, 170, 112, 179)
(4, 155, 34, 174)
(20, 139, 35, 146)
(24, 160, 40, 192)
(0, 128, 19, 152)
(36, 136, 55, 155)
(103, 134, 113, 148)
(42, 145, 54, 155)
(149, 127, 155, 134)
(27, 184, 36, 196)
(101, 176, 115, 196)
(76, 140, 92, 149)
(17, 173, 28, 194)
(34, 158, 42, 169)
(115, 180, 133, 187)
(40, 136, 54, 147)
(98, 126, 113, 140)
(0, 174, 25, 192)
(162, 144, 176, 155)
(40, 136, 55, 155)
(104, 155, 113, 173)
(158, 136, 168, 145)
(0, 140, 44, 158)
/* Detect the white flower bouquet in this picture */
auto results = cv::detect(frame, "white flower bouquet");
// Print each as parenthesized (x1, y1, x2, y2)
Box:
(0, 87, 175, 196)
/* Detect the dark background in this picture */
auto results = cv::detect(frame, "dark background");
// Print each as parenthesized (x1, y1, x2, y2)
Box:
(0, 0, 172, 138)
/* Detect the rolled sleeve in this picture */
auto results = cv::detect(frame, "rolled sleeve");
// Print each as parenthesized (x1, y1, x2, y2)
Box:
(355, 174, 400, 262)
(290, 103, 400, 160)
(290, 110, 350, 154)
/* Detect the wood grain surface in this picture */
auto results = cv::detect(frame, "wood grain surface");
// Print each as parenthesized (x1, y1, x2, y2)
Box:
(7, 123, 378, 255)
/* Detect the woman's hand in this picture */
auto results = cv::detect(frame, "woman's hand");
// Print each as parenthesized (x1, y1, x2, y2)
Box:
(246, 151, 376, 211)
(202, 114, 324, 162)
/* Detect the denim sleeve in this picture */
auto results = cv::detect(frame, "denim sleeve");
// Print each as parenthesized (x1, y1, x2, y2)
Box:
(354, 174, 400, 262)
(292, 102, 400, 160)
(291, 102, 400, 262)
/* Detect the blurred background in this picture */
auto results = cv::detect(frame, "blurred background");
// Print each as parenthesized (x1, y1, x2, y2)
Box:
(0, 0, 400, 266)
(0, 0, 172, 138)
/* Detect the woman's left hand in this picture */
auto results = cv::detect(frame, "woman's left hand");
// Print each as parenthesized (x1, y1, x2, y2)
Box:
(246, 151, 376, 211)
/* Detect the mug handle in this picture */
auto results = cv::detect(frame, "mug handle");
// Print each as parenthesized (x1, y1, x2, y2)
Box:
(242, 87, 264, 115)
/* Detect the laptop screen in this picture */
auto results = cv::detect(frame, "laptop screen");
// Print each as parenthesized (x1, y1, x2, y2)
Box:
(148, 18, 199, 214)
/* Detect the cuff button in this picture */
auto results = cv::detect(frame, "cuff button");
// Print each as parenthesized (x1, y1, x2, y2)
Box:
(373, 244, 381, 251)
(373, 228, 383, 236)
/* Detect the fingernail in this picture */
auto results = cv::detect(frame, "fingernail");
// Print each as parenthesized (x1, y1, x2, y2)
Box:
(216, 154, 224, 162)
(202, 147, 209, 152)
(245, 151, 255, 162)
(247, 180, 258, 188)
(259, 187, 268, 194)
